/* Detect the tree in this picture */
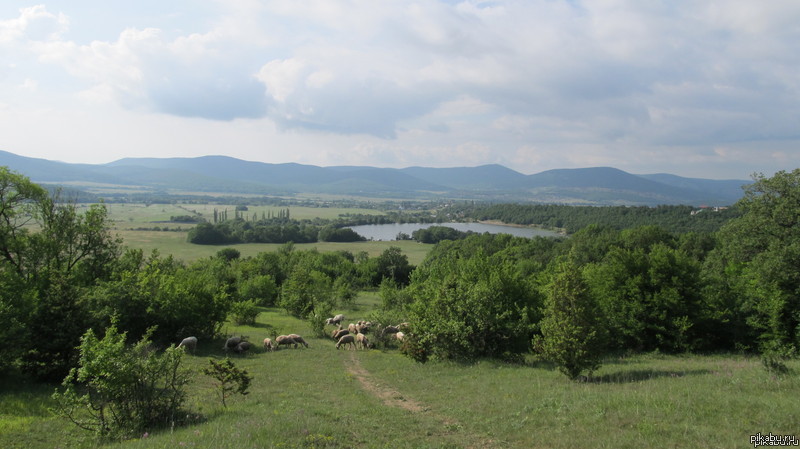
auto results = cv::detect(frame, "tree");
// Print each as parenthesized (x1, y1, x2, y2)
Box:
(0, 168, 121, 379)
(373, 246, 413, 286)
(707, 170, 800, 353)
(534, 258, 606, 380)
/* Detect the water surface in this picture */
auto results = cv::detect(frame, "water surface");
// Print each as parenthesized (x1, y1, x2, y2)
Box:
(347, 222, 560, 241)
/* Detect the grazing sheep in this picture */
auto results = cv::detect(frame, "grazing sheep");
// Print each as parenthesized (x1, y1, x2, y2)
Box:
(336, 334, 356, 350)
(234, 341, 252, 354)
(326, 314, 345, 326)
(177, 336, 197, 353)
(263, 338, 274, 352)
(395, 332, 405, 343)
(224, 336, 242, 352)
(276, 335, 298, 349)
(348, 323, 357, 334)
(332, 328, 349, 340)
(287, 334, 309, 348)
(356, 333, 371, 350)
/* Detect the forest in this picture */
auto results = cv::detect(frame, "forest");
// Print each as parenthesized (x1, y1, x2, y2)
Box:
(0, 166, 797, 443)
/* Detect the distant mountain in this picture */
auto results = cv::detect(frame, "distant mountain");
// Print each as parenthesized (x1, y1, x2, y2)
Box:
(0, 150, 750, 205)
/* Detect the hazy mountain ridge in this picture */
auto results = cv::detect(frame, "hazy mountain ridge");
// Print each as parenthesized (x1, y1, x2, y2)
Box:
(0, 150, 750, 205)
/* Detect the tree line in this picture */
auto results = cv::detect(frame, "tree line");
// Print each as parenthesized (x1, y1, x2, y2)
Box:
(457, 203, 740, 234)
(377, 171, 800, 378)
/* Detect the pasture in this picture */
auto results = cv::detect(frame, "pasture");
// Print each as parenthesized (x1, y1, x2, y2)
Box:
(101, 203, 431, 265)
(1, 290, 797, 449)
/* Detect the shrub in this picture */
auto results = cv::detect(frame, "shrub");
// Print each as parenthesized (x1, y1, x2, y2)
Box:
(52, 325, 191, 439)
(308, 303, 333, 338)
(229, 300, 260, 326)
(534, 258, 606, 380)
(203, 358, 252, 407)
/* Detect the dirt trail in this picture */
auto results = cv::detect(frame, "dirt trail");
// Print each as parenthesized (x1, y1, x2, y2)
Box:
(346, 352, 502, 449)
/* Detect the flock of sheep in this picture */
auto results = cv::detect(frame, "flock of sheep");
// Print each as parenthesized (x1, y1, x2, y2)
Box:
(175, 314, 409, 355)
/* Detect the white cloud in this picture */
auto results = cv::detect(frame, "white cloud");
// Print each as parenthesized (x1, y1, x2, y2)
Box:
(1, 0, 799, 179)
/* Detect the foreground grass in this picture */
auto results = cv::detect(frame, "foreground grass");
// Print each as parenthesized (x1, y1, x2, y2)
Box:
(3, 294, 798, 448)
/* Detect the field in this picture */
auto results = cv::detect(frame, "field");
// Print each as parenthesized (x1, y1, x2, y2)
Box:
(4, 201, 796, 448)
(1, 290, 798, 448)
(102, 203, 431, 265)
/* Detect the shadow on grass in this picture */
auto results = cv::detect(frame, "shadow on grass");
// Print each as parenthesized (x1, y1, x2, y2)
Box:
(588, 368, 711, 384)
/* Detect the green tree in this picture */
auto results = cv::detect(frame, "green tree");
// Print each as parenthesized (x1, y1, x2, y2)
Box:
(534, 258, 606, 380)
(707, 169, 800, 353)
(0, 168, 121, 379)
(280, 267, 333, 318)
(373, 246, 413, 286)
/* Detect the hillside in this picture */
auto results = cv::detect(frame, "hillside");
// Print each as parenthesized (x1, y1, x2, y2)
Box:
(0, 150, 749, 205)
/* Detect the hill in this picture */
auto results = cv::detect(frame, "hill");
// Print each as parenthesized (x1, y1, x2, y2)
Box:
(0, 150, 749, 205)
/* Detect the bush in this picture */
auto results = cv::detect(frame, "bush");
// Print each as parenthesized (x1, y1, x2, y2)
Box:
(308, 303, 333, 338)
(229, 300, 260, 326)
(52, 325, 191, 439)
(534, 258, 606, 380)
(238, 274, 278, 306)
(203, 358, 252, 408)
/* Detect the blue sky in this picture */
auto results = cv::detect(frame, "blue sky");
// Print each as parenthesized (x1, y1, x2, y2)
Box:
(1, 1, 799, 179)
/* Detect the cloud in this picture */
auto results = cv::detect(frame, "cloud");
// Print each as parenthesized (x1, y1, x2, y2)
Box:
(2, 1, 799, 179)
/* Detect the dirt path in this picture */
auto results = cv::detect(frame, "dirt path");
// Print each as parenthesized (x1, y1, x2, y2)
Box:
(346, 352, 502, 449)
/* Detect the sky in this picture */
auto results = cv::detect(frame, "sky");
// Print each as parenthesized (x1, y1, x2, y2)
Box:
(1, 1, 799, 180)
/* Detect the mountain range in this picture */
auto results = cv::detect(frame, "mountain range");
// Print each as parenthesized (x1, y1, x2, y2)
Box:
(0, 150, 750, 206)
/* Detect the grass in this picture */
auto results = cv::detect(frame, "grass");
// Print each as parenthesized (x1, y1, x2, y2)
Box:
(103, 202, 431, 265)
(3, 286, 798, 449)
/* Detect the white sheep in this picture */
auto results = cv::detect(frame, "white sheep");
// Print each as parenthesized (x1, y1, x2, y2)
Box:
(287, 334, 309, 348)
(177, 336, 197, 353)
(336, 334, 356, 350)
(395, 331, 405, 343)
(263, 338, 274, 352)
(332, 328, 349, 340)
(276, 335, 298, 349)
(326, 314, 345, 326)
(356, 333, 371, 350)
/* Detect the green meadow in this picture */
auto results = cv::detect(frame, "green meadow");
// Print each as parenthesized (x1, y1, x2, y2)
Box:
(103, 203, 431, 265)
(1, 290, 797, 448)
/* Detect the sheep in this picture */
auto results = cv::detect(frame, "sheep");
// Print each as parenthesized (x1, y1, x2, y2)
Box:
(356, 333, 371, 350)
(223, 336, 242, 352)
(234, 341, 252, 354)
(287, 334, 309, 348)
(177, 336, 197, 353)
(395, 332, 405, 343)
(276, 335, 298, 349)
(326, 314, 345, 326)
(263, 338, 274, 352)
(336, 334, 356, 350)
(348, 323, 357, 334)
(332, 328, 350, 340)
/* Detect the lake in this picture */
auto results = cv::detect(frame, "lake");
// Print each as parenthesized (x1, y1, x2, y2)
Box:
(347, 222, 561, 241)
